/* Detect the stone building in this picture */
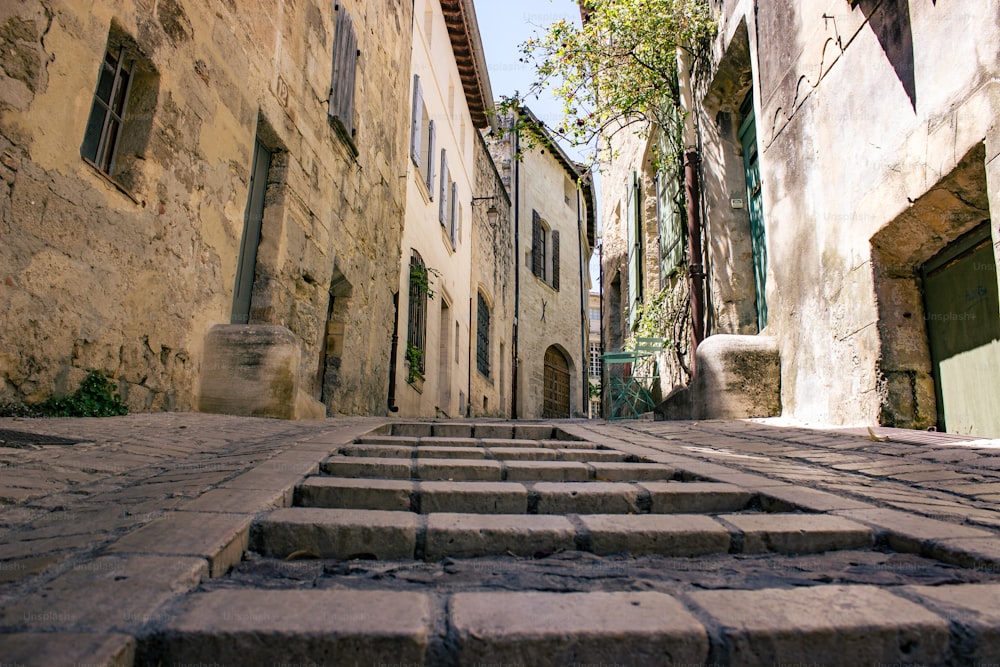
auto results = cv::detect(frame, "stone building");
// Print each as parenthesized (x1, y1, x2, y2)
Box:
(393, 0, 499, 418)
(0, 0, 413, 416)
(601, 0, 1000, 436)
(492, 108, 596, 419)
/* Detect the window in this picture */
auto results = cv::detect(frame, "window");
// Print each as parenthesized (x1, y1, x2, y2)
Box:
(477, 292, 491, 376)
(407, 251, 428, 378)
(439, 149, 452, 237)
(410, 76, 435, 196)
(531, 210, 560, 290)
(81, 26, 157, 192)
(450, 182, 459, 246)
(589, 342, 602, 377)
(328, 6, 358, 139)
(626, 171, 643, 328)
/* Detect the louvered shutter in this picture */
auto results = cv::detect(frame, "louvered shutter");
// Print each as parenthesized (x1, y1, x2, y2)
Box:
(532, 210, 543, 278)
(551, 229, 560, 290)
(450, 181, 458, 245)
(439, 150, 448, 225)
(627, 171, 641, 328)
(426, 120, 436, 196)
(329, 8, 358, 136)
(410, 75, 422, 165)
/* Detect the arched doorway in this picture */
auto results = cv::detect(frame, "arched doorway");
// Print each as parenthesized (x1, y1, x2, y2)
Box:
(543, 346, 571, 418)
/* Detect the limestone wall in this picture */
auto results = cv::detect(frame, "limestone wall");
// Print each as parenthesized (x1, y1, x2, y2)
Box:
(0, 0, 412, 414)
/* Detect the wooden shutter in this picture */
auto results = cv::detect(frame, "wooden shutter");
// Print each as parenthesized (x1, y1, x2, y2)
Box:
(426, 119, 436, 196)
(450, 181, 458, 245)
(439, 150, 448, 225)
(329, 7, 358, 136)
(626, 171, 642, 328)
(551, 229, 560, 290)
(532, 210, 543, 278)
(410, 75, 422, 165)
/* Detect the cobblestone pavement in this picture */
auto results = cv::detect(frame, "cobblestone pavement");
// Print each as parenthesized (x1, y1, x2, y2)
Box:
(0, 413, 998, 666)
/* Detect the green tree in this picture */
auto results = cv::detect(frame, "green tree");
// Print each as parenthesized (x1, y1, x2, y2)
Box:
(500, 0, 715, 166)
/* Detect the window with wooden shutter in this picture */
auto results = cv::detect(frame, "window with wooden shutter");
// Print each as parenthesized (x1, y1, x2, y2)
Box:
(626, 171, 643, 329)
(426, 119, 436, 196)
(551, 229, 560, 291)
(329, 6, 358, 137)
(410, 75, 423, 165)
(657, 167, 684, 281)
(439, 150, 449, 226)
(532, 210, 544, 279)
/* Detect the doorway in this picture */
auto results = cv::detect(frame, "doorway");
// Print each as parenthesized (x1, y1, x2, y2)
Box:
(232, 138, 271, 324)
(543, 346, 571, 418)
(738, 89, 767, 331)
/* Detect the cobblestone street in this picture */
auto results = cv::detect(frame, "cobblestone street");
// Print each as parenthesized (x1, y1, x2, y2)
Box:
(0, 414, 999, 665)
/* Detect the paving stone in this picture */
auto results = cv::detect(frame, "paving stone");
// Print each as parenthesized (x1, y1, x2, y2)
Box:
(338, 443, 413, 458)
(925, 537, 1000, 572)
(502, 460, 591, 481)
(758, 486, 877, 512)
(689, 585, 949, 665)
(0, 553, 66, 584)
(512, 424, 555, 440)
(476, 424, 515, 439)
(533, 482, 641, 514)
(557, 448, 628, 462)
(432, 423, 472, 437)
(417, 436, 478, 447)
(356, 434, 419, 446)
(180, 487, 292, 513)
(393, 423, 434, 437)
(425, 513, 575, 559)
(0, 632, 136, 667)
(253, 508, 420, 560)
(479, 438, 542, 448)
(579, 514, 731, 556)
(418, 481, 527, 514)
(640, 481, 753, 513)
(541, 438, 598, 449)
(833, 507, 996, 554)
(416, 459, 502, 481)
(590, 462, 675, 481)
(452, 591, 708, 665)
(488, 446, 560, 461)
(720, 513, 874, 554)
(415, 446, 486, 459)
(156, 589, 431, 666)
(321, 456, 413, 479)
(0, 554, 206, 631)
(296, 477, 414, 511)
(107, 511, 252, 577)
(904, 583, 1000, 661)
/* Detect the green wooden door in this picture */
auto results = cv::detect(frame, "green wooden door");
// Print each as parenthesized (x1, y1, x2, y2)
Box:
(739, 91, 767, 330)
(232, 139, 271, 324)
(922, 224, 1000, 437)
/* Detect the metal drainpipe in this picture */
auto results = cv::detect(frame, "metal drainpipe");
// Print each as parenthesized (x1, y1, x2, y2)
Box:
(576, 182, 588, 418)
(467, 297, 473, 417)
(598, 240, 604, 418)
(511, 119, 521, 419)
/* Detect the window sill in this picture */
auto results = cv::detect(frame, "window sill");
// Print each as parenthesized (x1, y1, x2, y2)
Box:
(440, 223, 456, 253)
(82, 157, 142, 206)
(329, 115, 359, 159)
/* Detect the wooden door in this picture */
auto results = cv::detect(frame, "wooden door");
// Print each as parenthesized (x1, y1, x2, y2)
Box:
(739, 90, 767, 331)
(232, 139, 270, 324)
(543, 346, 571, 418)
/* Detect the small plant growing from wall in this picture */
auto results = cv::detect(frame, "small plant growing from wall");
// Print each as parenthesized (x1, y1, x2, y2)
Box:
(37, 371, 129, 417)
(405, 345, 425, 385)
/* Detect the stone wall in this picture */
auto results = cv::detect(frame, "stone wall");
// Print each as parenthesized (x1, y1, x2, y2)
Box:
(0, 0, 412, 414)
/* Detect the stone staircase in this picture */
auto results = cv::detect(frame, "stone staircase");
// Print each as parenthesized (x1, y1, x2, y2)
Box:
(142, 422, 991, 666)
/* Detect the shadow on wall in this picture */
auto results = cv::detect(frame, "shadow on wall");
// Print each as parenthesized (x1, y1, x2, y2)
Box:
(855, 0, 916, 110)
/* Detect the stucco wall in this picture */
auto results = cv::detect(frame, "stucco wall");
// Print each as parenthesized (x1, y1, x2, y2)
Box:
(0, 0, 412, 414)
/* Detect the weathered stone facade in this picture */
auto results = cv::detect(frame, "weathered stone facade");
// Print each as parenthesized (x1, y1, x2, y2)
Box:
(602, 0, 1000, 435)
(493, 110, 596, 419)
(0, 0, 412, 415)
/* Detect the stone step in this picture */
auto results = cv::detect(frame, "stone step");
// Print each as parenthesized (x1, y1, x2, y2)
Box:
(338, 443, 627, 462)
(251, 508, 874, 560)
(296, 478, 753, 515)
(382, 423, 567, 440)
(321, 456, 674, 482)
(355, 435, 599, 450)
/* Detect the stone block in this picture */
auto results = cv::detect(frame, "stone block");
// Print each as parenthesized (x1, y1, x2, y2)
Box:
(418, 481, 527, 514)
(832, 507, 995, 554)
(579, 514, 730, 556)
(198, 324, 302, 420)
(591, 462, 675, 481)
(487, 446, 559, 461)
(357, 435, 420, 446)
(107, 512, 251, 577)
(502, 460, 591, 481)
(690, 334, 781, 419)
(415, 446, 486, 459)
(425, 514, 575, 559)
(181, 487, 292, 513)
(452, 592, 708, 666)
(688, 585, 949, 666)
(479, 438, 541, 448)
(557, 448, 628, 462)
(905, 583, 1000, 662)
(0, 633, 136, 667)
(321, 456, 413, 479)
(720, 513, 874, 554)
(339, 444, 414, 458)
(416, 459, 502, 481)
(640, 481, 753, 513)
(758, 486, 876, 512)
(296, 477, 414, 511)
(253, 508, 420, 560)
(418, 436, 478, 447)
(393, 423, 433, 437)
(432, 423, 473, 437)
(157, 590, 431, 666)
(533, 482, 641, 514)
(512, 424, 553, 439)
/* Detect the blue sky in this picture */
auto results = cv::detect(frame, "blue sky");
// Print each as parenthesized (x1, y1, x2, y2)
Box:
(472, 0, 601, 284)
